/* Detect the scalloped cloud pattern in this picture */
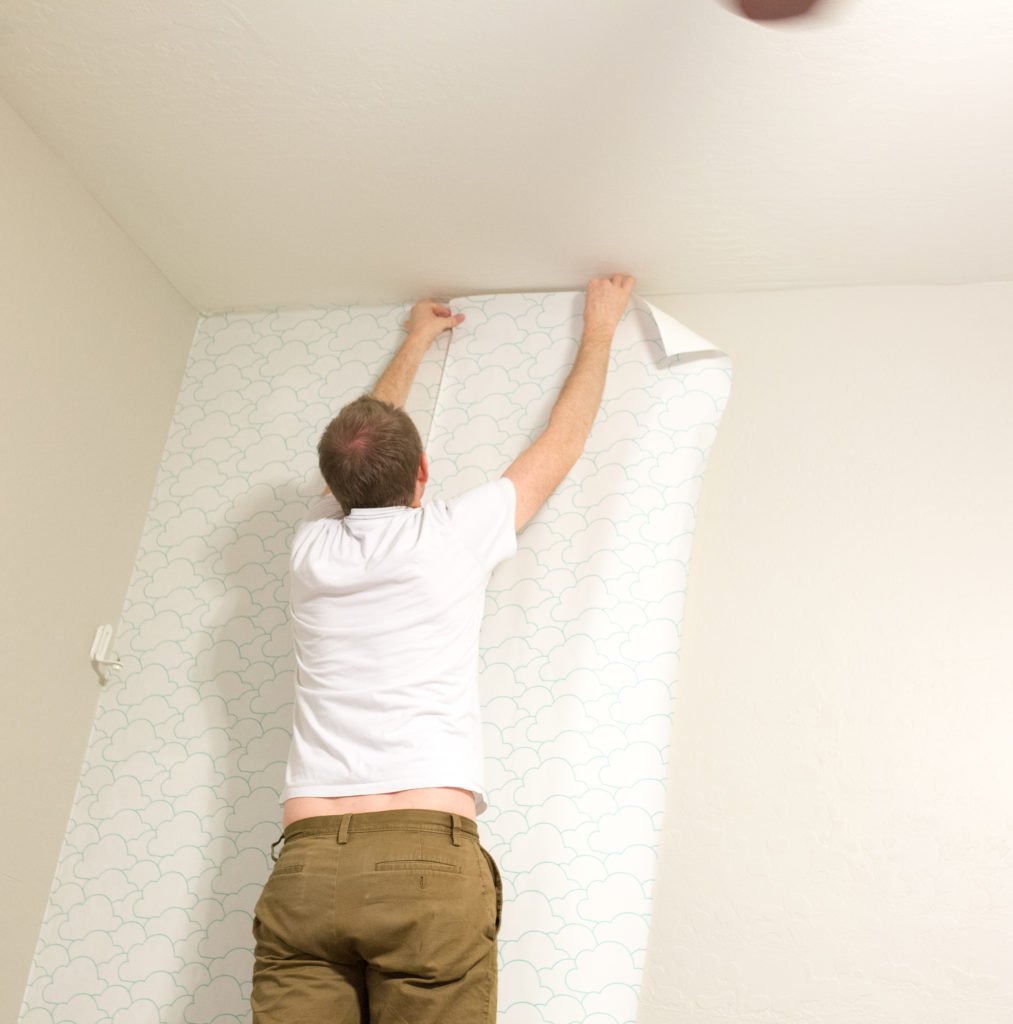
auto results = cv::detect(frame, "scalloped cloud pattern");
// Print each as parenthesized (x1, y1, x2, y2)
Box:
(20, 292, 731, 1024)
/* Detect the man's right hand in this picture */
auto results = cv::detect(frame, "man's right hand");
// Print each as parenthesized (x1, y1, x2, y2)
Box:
(582, 273, 636, 338)
(503, 271, 637, 532)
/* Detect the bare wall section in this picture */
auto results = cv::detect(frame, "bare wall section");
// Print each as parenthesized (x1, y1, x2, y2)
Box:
(642, 284, 1013, 1023)
(0, 96, 197, 1023)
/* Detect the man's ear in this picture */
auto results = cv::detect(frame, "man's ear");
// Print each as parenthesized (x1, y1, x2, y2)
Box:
(418, 450, 429, 484)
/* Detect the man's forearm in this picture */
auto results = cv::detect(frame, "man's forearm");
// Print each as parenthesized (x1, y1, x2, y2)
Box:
(499, 274, 632, 532)
(371, 332, 430, 407)
(546, 325, 614, 450)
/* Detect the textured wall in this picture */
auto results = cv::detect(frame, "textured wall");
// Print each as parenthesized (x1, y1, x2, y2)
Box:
(3, 2, 1012, 309)
(19, 293, 729, 1023)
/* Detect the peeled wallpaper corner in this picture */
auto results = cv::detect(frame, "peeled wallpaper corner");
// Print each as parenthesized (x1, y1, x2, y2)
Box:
(636, 296, 724, 360)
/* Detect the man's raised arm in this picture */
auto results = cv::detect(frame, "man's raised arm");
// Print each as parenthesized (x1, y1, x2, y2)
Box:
(371, 300, 464, 407)
(503, 273, 635, 531)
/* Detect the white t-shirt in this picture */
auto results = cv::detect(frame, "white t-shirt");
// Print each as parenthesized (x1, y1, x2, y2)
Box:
(281, 476, 517, 816)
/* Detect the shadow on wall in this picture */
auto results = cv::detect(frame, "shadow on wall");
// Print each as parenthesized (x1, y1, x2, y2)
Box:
(192, 478, 310, 1011)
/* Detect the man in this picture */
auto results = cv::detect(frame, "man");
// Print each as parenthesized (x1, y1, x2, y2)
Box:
(251, 273, 636, 1024)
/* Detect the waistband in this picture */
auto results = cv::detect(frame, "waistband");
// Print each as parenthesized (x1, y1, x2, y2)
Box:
(281, 808, 479, 842)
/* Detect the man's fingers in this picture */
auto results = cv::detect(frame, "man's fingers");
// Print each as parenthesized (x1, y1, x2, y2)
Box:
(405, 300, 464, 335)
(591, 273, 635, 291)
(584, 273, 636, 334)
(433, 305, 464, 324)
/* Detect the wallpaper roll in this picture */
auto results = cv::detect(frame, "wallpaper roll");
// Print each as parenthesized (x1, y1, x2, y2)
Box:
(20, 292, 730, 1024)
(424, 292, 729, 1022)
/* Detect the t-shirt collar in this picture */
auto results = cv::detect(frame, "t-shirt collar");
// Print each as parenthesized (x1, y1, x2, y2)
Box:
(345, 505, 417, 519)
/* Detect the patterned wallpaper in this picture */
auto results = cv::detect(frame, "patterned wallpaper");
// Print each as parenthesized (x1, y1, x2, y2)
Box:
(20, 293, 730, 1024)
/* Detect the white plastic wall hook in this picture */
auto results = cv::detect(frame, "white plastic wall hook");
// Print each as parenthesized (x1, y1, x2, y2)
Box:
(90, 625, 122, 685)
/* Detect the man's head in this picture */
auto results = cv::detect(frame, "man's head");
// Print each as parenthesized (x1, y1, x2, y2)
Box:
(317, 394, 427, 515)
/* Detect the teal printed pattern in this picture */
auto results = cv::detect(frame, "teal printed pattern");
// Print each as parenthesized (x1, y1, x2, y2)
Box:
(20, 293, 730, 1024)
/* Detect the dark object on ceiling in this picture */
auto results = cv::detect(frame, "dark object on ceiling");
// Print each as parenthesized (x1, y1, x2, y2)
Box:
(735, 0, 823, 20)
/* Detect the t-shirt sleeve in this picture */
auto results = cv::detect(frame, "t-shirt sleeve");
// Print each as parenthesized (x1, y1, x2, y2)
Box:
(445, 477, 518, 572)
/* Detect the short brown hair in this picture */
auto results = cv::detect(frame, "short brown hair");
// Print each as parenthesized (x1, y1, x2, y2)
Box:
(317, 394, 423, 514)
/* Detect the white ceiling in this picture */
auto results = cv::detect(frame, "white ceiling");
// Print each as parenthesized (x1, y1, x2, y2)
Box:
(1, 0, 1011, 312)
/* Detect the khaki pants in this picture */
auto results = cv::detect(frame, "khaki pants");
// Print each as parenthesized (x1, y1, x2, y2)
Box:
(251, 809, 503, 1023)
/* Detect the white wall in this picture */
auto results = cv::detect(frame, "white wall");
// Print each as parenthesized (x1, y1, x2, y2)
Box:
(0, 96, 197, 1022)
(642, 284, 1013, 1022)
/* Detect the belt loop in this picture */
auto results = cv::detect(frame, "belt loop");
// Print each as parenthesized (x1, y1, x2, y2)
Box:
(270, 831, 284, 862)
(337, 814, 351, 845)
(450, 813, 461, 846)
